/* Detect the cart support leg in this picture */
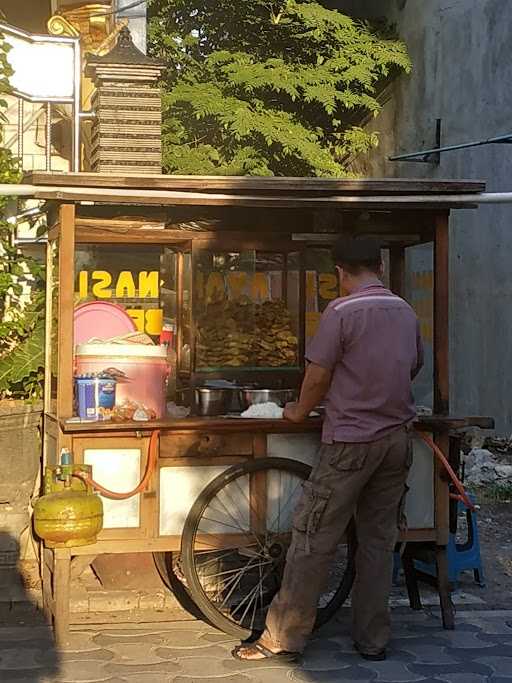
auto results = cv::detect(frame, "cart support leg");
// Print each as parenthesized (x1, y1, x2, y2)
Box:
(54, 548, 72, 648)
(402, 545, 422, 611)
(42, 548, 54, 623)
(436, 544, 455, 629)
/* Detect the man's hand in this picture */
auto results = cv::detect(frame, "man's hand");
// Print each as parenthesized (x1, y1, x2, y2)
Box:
(283, 402, 307, 423)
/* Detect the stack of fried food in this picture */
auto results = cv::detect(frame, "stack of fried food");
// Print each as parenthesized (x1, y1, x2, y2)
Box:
(197, 297, 298, 368)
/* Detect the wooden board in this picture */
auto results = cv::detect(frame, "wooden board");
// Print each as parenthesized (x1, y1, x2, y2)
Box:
(58, 415, 494, 434)
(27, 187, 483, 210)
(25, 172, 486, 195)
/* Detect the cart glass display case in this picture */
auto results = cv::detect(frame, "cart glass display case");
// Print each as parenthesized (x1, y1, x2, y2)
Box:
(192, 247, 301, 375)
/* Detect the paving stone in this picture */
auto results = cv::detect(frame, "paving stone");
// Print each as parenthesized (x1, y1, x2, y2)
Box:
(300, 645, 355, 671)
(292, 664, 378, 680)
(407, 662, 495, 678)
(247, 669, 298, 683)
(174, 676, 252, 683)
(358, 660, 427, 681)
(315, 635, 357, 652)
(51, 660, 112, 682)
(113, 674, 177, 683)
(100, 642, 173, 665)
(57, 632, 99, 653)
(291, 673, 374, 683)
(469, 617, 512, 635)
(93, 632, 166, 647)
(394, 641, 460, 664)
(37, 648, 114, 665)
(300, 654, 352, 672)
(157, 629, 219, 647)
(178, 654, 262, 677)
(436, 674, 490, 683)
(103, 660, 181, 676)
(223, 655, 300, 674)
(449, 644, 512, 660)
(155, 644, 229, 660)
(0, 648, 47, 670)
(199, 631, 238, 645)
(474, 656, 512, 676)
(433, 631, 496, 649)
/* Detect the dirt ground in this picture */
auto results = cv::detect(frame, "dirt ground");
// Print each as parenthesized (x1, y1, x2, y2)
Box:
(467, 501, 512, 606)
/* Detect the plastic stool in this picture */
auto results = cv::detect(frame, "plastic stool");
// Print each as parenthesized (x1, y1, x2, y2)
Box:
(414, 495, 485, 587)
(392, 551, 401, 585)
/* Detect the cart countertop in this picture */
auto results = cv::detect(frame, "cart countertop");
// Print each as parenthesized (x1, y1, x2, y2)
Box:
(57, 414, 494, 434)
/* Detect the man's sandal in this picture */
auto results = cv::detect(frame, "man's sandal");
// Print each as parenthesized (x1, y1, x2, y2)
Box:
(231, 642, 300, 663)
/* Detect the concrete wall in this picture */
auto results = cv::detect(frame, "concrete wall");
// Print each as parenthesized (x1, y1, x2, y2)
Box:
(330, 0, 512, 433)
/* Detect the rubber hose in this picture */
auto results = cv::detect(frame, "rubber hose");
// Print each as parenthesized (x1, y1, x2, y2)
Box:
(73, 429, 160, 500)
(417, 431, 475, 511)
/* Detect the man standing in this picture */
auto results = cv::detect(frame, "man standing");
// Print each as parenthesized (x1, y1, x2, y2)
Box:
(234, 237, 424, 663)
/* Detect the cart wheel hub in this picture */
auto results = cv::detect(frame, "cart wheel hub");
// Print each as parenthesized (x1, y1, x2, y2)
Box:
(267, 542, 285, 560)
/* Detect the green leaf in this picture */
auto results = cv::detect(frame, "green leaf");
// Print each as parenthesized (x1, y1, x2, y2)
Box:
(149, 0, 411, 176)
(0, 321, 45, 392)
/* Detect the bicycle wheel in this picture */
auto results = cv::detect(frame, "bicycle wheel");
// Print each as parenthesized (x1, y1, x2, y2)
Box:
(181, 457, 356, 638)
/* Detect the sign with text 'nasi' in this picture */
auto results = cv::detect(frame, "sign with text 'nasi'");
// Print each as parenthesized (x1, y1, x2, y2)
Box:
(76, 270, 163, 336)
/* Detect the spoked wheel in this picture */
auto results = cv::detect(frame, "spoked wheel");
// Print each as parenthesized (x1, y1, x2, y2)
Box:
(180, 457, 356, 639)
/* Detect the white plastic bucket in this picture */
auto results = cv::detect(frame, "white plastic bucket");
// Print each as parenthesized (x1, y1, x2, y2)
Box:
(75, 343, 168, 418)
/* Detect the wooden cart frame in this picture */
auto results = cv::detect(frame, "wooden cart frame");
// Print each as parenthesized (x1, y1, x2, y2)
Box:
(25, 172, 493, 645)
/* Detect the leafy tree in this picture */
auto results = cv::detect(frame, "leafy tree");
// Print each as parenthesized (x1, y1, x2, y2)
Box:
(0, 26, 45, 400)
(148, 0, 411, 176)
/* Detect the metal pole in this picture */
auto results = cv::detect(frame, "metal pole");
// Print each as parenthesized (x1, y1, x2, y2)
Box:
(389, 132, 512, 162)
(17, 98, 24, 164)
(45, 102, 52, 172)
(72, 40, 81, 173)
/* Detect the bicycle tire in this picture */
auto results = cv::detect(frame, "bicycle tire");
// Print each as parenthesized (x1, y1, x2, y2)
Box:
(181, 457, 356, 638)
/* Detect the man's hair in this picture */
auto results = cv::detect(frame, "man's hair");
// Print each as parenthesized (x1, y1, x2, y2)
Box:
(331, 237, 382, 275)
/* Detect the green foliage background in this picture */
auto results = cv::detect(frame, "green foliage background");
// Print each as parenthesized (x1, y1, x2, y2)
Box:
(0, 27, 44, 400)
(148, 0, 411, 176)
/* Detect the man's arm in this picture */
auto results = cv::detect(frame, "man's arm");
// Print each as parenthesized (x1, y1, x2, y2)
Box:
(284, 362, 332, 423)
(283, 303, 341, 423)
(411, 319, 425, 380)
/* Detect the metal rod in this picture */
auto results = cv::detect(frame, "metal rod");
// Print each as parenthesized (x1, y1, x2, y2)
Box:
(45, 102, 52, 172)
(390, 132, 512, 161)
(17, 98, 24, 162)
(72, 40, 81, 172)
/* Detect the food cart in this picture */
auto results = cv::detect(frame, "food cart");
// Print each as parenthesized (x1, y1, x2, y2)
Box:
(25, 171, 493, 646)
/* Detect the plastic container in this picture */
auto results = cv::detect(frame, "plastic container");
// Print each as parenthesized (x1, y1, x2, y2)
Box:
(75, 343, 168, 418)
(75, 377, 117, 420)
(74, 302, 137, 345)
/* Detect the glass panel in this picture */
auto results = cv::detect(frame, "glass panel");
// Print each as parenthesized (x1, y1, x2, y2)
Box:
(75, 244, 163, 340)
(194, 250, 299, 370)
(304, 248, 340, 346)
(405, 244, 434, 411)
(161, 249, 178, 330)
(180, 252, 192, 374)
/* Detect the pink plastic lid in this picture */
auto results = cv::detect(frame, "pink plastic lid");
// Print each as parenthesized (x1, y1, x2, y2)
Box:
(74, 302, 137, 346)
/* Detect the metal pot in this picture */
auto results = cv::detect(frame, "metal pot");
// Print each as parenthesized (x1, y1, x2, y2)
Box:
(195, 388, 230, 416)
(239, 388, 297, 411)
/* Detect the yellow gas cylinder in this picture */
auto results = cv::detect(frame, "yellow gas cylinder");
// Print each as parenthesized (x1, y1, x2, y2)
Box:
(33, 458, 103, 548)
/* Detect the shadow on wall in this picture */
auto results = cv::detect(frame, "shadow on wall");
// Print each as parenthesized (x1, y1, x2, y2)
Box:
(0, 532, 60, 681)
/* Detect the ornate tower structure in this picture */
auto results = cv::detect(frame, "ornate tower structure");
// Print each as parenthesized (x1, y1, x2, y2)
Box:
(86, 26, 164, 174)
